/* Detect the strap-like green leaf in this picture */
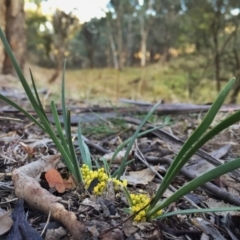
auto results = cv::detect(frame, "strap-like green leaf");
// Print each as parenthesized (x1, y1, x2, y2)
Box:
(67, 110, 82, 182)
(154, 207, 240, 220)
(0, 28, 40, 115)
(115, 101, 161, 179)
(78, 122, 92, 170)
(0, 93, 45, 131)
(29, 69, 49, 124)
(147, 156, 240, 217)
(50, 101, 74, 172)
(61, 60, 70, 139)
(149, 78, 235, 208)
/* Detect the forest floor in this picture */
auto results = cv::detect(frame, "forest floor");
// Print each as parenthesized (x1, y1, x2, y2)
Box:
(0, 62, 240, 239)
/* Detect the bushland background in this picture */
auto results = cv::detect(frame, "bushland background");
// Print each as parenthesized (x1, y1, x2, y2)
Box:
(1, 0, 240, 104)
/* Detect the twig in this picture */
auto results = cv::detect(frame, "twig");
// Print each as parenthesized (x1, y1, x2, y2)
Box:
(41, 210, 51, 236)
(146, 155, 240, 206)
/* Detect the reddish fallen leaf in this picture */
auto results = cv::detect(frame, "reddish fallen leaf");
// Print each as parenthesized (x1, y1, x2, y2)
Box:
(45, 169, 65, 193)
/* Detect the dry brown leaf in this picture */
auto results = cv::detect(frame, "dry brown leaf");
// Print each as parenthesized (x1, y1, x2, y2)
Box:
(120, 167, 157, 185)
(12, 155, 89, 240)
(0, 209, 13, 236)
(123, 220, 138, 237)
(19, 142, 35, 157)
(45, 169, 66, 193)
(102, 150, 127, 164)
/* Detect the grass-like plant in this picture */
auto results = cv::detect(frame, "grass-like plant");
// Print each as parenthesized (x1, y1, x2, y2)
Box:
(118, 78, 240, 221)
(143, 78, 240, 220)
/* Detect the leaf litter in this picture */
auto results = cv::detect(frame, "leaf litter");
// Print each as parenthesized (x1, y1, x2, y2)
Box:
(1, 92, 240, 239)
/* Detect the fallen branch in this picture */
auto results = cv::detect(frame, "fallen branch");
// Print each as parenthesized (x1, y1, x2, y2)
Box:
(11, 155, 90, 240)
(146, 155, 240, 206)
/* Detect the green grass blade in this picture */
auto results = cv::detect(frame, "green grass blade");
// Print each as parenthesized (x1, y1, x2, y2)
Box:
(122, 186, 133, 207)
(115, 101, 161, 179)
(0, 87, 74, 178)
(146, 156, 240, 217)
(155, 207, 240, 220)
(29, 69, 49, 123)
(102, 157, 110, 176)
(0, 27, 82, 183)
(188, 110, 240, 157)
(82, 141, 91, 167)
(0, 94, 45, 131)
(67, 110, 82, 182)
(78, 122, 92, 169)
(50, 101, 72, 160)
(0, 28, 41, 113)
(112, 159, 135, 178)
(0, 27, 55, 133)
(149, 78, 235, 208)
(61, 60, 70, 139)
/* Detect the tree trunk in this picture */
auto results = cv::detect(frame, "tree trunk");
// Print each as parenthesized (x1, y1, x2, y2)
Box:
(213, 33, 221, 92)
(229, 48, 240, 104)
(2, 0, 26, 75)
(108, 32, 119, 69)
(140, 30, 147, 67)
(48, 47, 63, 83)
(212, 0, 223, 92)
(88, 46, 94, 69)
(116, 1, 123, 71)
(126, 16, 133, 66)
(139, 11, 148, 67)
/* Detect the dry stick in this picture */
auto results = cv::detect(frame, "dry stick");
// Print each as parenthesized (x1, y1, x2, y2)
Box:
(72, 134, 111, 154)
(124, 116, 240, 178)
(41, 210, 51, 236)
(146, 156, 240, 206)
(12, 155, 88, 240)
(85, 138, 110, 154)
(0, 198, 18, 205)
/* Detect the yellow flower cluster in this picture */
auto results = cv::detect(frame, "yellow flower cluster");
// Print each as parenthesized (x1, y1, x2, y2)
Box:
(130, 193, 150, 222)
(130, 193, 163, 222)
(81, 164, 127, 195)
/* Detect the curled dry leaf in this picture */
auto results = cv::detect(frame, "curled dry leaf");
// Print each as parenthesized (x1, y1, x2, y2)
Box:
(45, 169, 77, 193)
(12, 155, 89, 240)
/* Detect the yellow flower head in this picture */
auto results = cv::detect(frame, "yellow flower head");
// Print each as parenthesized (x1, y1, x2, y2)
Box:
(129, 193, 150, 222)
(80, 164, 127, 195)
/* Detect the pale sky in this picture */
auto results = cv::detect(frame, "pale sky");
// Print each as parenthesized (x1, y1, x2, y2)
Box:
(31, 0, 110, 23)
